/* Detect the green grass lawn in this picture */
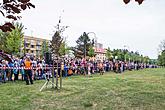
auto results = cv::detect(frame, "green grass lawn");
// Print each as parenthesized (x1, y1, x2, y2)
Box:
(0, 68, 165, 110)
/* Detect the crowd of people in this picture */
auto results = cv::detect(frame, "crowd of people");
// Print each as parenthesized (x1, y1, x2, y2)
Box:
(0, 55, 158, 85)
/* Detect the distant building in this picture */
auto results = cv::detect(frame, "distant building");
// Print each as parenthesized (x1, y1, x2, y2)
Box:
(22, 36, 50, 57)
(94, 43, 106, 61)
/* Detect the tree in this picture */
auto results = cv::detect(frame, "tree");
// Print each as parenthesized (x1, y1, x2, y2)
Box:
(112, 49, 125, 61)
(158, 51, 165, 66)
(110, 48, 149, 63)
(143, 56, 149, 64)
(159, 40, 165, 52)
(51, 31, 63, 56)
(0, 22, 24, 55)
(0, 31, 8, 51)
(125, 52, 131, 62)
(106, 47, 112, 60)
(41, 40, 49, 58)
(158, 40, 165, 66)
(123, 0, 144, 5)
(0, 0, 35, 32)
(51, 18, 68, 57)
(59, 41, 70, 57)
(88, 46, 95, 57)
(112, 49, 119, 60)
(72, 32, 92, 58)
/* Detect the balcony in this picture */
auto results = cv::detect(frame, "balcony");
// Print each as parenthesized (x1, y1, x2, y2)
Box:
(36, 42, 42, 46)
(30, 48, 36, 51)
(24, 40, 30, 44)
(30, 42, 36, 45)
(36, 48, 41, 50)
(25, 46, 30, 50)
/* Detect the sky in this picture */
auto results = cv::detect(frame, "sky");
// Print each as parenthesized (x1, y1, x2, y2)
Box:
(6, 0, 165, 59)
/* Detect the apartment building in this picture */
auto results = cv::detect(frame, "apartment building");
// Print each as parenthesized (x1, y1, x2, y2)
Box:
(23, 36, 50, 57)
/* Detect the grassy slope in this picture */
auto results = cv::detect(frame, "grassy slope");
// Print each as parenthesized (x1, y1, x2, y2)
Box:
(0, 68, 165, 110)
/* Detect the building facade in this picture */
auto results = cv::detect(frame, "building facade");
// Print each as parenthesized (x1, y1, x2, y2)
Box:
(94, 43, 106, 61)
(23, 36, 50, 57)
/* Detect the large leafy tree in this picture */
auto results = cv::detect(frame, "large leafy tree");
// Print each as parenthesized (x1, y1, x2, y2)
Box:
(143, 56, 150, 64)
(159, 40, 165, 52)
(110, 49, 150, 63)
(59, 40, 70, 57)
(0, 0, 35, 32)
(158, 40, 165, 66)
(0, 22, 24, 55)
(88, 46, 95, 57)
(125, 52, 131, 62)
(112, 49, 124, 61)
(0, 32, 8, 51)
(158, 51, 165, 66)
(112, 49, 119, 60)
(106, 47, 112, 60)
(72, 32, 92, 58)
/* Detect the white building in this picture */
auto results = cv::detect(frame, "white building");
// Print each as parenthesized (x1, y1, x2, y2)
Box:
(94, 43, 106, 61)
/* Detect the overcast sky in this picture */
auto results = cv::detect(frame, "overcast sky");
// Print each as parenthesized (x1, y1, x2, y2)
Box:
(17, 0, 165, 59)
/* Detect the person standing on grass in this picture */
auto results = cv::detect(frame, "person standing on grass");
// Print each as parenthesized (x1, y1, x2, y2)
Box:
(13, 63, 18, 81)
(13, 58, 19, 80)
(87, 61, 92, 77)
(64, 63, 68, 77)
(20, 63, 25, 81)
(2, 60, 7, 83)
(0, 62, 2, 83)
(24, 57, 33, 85)
(99, 62, 104, 75)
(8, 61, 14, 81)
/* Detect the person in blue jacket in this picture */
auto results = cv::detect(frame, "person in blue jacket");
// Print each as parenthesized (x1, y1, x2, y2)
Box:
(64, 63, 68, 77)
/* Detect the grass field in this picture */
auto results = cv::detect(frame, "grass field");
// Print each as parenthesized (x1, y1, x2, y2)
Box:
(0, 68, 165, 110)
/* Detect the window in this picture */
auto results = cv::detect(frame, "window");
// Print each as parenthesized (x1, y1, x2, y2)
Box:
(25, 44, 28, 47)
(31, 45, 34, 48)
